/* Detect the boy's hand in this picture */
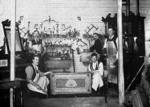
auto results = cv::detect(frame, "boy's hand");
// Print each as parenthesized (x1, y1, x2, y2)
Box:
(35, 84, 42, 90)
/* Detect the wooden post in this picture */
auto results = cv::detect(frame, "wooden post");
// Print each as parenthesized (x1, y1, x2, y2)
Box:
(137, 0, 140, 16)
(126, 0, 130, 16)
(117, 0, 125, 105)
(10, 0, 16, 107)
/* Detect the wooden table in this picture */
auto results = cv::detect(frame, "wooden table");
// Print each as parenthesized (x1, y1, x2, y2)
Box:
(0, 78, 26, 107)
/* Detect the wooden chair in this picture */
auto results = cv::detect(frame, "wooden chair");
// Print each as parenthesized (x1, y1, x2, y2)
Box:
(0, 78, 26, 107)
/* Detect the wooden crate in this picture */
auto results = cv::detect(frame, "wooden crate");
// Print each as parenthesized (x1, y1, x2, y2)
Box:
(50, 72, 91, 94)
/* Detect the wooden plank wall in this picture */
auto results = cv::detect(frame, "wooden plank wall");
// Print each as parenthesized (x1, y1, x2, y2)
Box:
(0, 0, 149, 72)
(0, 0, 117, 73)
(0, 0, 117, 48)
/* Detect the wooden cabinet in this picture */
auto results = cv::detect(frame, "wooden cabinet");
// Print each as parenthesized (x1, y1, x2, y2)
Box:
(102, 12, 145, 56)
(50, 72, 91, 95)
(43, 37, 75, 72)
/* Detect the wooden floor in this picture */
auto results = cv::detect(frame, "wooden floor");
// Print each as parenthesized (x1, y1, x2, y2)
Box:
(24, 96, 122, 107)
(0, 83, 125, 107)
(23, 83, 124, 107)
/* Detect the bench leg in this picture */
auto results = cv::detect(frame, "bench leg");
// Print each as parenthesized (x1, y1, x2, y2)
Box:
(104, 76, 108, 103)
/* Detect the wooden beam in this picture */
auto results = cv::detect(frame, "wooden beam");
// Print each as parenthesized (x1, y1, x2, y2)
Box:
(117, 0, 125, 105)
(10, 0, 16, 82)
(137, 0, 140, 16)
(126, 0, 130, 16)
(10, 0, 16, 107)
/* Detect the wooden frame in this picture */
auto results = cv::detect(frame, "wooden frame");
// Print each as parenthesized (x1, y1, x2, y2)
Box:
(2, 20, 24, 54)
(50, 72, 91, 94)
(0, 55, 10, 69)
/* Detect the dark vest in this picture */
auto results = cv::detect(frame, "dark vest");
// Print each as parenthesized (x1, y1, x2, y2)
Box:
(107, 36, 117, 50)
(30, 64, 37, 80)
(90, 62, 99, 71)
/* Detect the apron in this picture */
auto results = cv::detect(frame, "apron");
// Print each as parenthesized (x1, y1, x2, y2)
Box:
(90, 61, 104, 91)
(27, 65, 49, 94)
(106, 40, 118, 83)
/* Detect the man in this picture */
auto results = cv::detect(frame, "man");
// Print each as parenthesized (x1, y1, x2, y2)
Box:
(28, 30, 46, 56)
(25, 54, 49, 97)
(88, 53, 104, 93)
(104, 27, 118, 83)
(90, 33, 104, 56)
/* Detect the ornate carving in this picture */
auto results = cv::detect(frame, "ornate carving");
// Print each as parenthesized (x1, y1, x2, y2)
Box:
(65, 79, 77, 88)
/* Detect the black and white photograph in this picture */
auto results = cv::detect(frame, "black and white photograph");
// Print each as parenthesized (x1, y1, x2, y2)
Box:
(0, 0, 150, 107)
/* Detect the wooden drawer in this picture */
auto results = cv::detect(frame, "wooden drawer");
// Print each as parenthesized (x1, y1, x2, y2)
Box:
(44, 60, 72, 69)
(50, 73, 91, 94)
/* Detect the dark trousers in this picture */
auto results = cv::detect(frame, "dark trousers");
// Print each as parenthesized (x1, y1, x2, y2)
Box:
(28, 90, 47, 98)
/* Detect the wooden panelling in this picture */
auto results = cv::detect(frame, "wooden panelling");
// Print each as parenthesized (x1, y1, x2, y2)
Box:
(50, 72, 91, 94)
(0, 0, 118, 73)
(1, 0, 150, 72)
(0, 0, 118, 39)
